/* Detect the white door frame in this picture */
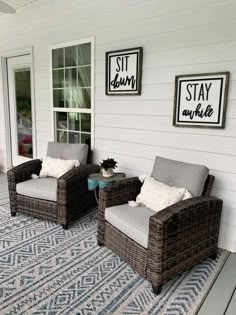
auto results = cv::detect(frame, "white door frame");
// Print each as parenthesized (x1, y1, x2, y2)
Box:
(1, 47, 36, 169)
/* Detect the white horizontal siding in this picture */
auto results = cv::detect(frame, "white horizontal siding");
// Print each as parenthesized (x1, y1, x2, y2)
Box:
(95, 81, 236, 101)
(0, 0, 235, 251)
(95, 138, 236, 173)
(95, 99, 236, 119)
(95, 113, 236, 137)
(96, 126, 236, 156)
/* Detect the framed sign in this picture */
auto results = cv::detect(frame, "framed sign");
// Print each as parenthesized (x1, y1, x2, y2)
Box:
(173, 72, 229, 128)
(105, 47, 143, 95)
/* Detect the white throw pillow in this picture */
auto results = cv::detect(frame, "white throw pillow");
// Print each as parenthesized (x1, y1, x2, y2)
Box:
(136, 176, 186, 213)
(182, 190, 193, 200)
(39, 156, 80, 178)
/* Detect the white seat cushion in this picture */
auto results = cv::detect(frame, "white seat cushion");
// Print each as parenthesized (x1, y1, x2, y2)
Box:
(105, 204, 155, 248)
(16, 178, 58, 202)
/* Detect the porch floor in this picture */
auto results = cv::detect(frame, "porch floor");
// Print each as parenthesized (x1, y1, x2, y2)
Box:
(0, 172, 235, 314)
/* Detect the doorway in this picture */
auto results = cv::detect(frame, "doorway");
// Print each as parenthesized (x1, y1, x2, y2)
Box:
(7, 54, 36, 166)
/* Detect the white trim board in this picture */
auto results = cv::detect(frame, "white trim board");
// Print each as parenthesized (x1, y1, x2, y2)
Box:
(0, 47, 36, 169)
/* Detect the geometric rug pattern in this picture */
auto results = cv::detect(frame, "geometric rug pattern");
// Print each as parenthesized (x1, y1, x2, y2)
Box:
(0, 204, 228, 315)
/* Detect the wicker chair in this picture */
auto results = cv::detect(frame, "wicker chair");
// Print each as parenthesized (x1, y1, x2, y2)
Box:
(7, 142, 100, 229)
(97, 157, 222, 294)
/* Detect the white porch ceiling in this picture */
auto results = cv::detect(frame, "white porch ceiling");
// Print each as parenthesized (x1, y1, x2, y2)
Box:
(1, 0, 40, 14)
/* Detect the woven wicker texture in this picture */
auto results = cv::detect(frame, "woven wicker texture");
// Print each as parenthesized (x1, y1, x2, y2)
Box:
(98, 174, 222, 292)
(8, 159, 100, 226)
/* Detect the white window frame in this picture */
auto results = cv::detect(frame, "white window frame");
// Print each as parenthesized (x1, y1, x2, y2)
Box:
(49, 37, 94, 149)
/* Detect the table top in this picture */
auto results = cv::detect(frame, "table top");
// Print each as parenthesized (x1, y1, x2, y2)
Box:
(89, 172, 125, 182)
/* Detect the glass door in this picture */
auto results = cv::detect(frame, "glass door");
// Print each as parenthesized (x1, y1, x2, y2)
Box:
(7, 55, 36, 166)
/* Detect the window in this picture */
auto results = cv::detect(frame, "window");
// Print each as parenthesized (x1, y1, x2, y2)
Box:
(51, 38, 94, 148)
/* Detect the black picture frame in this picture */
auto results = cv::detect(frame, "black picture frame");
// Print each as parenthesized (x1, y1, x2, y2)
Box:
(173, 72, 230, 129)
(105, 47, 143, 95)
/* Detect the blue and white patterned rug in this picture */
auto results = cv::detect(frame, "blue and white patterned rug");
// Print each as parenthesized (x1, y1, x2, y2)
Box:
(0, 204, 228, 315)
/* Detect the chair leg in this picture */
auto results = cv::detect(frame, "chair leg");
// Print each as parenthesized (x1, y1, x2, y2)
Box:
(62, 224, 68, 230)
(11, 212, 16, 217)
(152, 284, 162, 295)
(210, 252, 217, 260)
(97, 239, 103, 246)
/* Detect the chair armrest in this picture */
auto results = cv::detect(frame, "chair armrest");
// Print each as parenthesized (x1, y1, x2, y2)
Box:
(56, 164, 100, 224)
(97, 177, 142, 244)
(7, 159, 42, 214)
(147, 196, 223, 286)
(149, 196, 222, 225)
(99, 177, 142, 210)
(57, 164, 100, 204)
(7, 159, 42, 185)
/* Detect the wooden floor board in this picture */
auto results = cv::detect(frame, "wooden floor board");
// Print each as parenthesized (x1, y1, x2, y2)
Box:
(197, 253, 236, 314)
(225, 285, 236, 315)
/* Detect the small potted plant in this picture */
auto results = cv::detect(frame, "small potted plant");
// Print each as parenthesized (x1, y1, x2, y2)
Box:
(100, 158, 118, 177)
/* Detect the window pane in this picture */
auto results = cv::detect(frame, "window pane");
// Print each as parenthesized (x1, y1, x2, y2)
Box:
(65, 88, 91, 108)
(69, 132, 80, 143)
(53, 89, 64, 107)
(76, 88, 91, 108)
(77, 88, 91, 108)
(81, 133, 91, 147)
(64, 89, 82, 108)
(15, 69, 33, 159)
(81, 113, 91, 132)
(52, 48, 64, 68)
(57, 130, 68, 143)
(64, 89, 73, 108)
(56, 112, 67, 129)
(78, 66, 91, 87)
(78, 43, 91, 65)
(53, 69, 64, 88)
(68, 112, 80, 131)
(65, 45, 77, 67)
(65, 68, 77, 87)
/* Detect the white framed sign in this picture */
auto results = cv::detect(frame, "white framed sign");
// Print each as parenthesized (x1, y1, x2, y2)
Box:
(105, 47, 143, 95)
(173, 72, 229, 128)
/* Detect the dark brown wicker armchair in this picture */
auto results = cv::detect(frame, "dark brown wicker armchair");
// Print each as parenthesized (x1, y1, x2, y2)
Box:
(97, 157, 222, 294)
(7, 142, 100, 229)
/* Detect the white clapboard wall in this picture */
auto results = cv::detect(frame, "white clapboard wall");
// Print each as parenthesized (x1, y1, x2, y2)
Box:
(0, 0, 235, 251)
